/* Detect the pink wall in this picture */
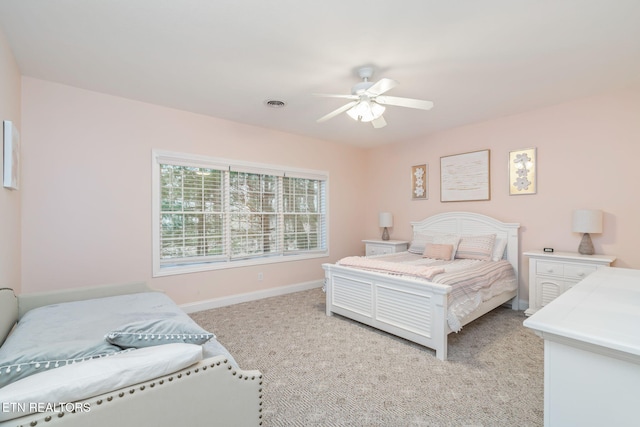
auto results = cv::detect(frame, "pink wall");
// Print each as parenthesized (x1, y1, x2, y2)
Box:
(365, 84, 640, 302)
(18, 75, 640, 307)
(20, 78, 367, 304)
(0, 27, 21, 293)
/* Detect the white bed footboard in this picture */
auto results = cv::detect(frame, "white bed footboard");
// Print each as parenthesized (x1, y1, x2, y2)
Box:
(324, 263, 453, 359)
(324, 212, 520, 361)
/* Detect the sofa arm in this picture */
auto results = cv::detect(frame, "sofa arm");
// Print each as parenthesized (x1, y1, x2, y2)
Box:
(0, 356, 263, 427)
(17, 282, 154, 319)
(0, 288, 18, 346)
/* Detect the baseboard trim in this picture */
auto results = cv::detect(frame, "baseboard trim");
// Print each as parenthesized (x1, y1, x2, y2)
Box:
(180, 280, 323, 313)
(516, 298, 529, 312)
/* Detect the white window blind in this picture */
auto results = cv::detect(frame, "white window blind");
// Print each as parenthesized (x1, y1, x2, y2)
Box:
(152, 151, 328, 276)
(228, 171, 280, 259)
(159, 165, 225, 264)
(282, 176, 326, 253)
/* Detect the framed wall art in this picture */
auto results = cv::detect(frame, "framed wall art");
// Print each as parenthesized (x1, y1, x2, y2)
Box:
(440, 149, 490, 202)
(509, 148, 536, 195)
(411, 164, 428, 199)
(3, 120, 20, 190)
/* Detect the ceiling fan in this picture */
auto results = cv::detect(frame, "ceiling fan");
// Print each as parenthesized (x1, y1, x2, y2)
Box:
(314, 67, 434, 129)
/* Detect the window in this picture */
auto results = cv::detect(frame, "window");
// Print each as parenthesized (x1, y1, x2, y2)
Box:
(152, 151, 328, 276)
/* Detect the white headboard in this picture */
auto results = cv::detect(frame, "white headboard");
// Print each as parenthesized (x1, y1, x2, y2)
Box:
(410, 211, 520, 278)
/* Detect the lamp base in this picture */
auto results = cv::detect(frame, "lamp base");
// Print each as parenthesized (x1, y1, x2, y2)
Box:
(381, 227, 389, 241)
(578, 233, 595, 255)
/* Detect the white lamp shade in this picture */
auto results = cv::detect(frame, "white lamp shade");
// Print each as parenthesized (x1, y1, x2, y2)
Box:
(572, 209, 603, 234)
(379, 212, 393, 228)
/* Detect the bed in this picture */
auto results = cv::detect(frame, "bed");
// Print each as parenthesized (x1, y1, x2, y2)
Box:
(323, 211, 520, 361)
(0, 282, 262, 427)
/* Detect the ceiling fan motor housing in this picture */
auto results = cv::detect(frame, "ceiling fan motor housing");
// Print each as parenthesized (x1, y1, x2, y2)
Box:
(357, 66, 374, 80)
(352, 66, 375, 94)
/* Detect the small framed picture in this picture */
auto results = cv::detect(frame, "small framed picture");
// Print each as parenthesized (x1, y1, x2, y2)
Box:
(509, 148, 536, 195)
(3, 120, 20, 190)
(440, 149, 490, 202)
(411, 164, 428, 200)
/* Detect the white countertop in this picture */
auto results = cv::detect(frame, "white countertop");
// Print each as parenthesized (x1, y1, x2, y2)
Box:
(523, 249, 616, 264)
(362, 239, 410, 244)
(524, 267, 640, 358)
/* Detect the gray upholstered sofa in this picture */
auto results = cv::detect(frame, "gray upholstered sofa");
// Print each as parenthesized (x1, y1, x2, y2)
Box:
(0, 282, 262, 426)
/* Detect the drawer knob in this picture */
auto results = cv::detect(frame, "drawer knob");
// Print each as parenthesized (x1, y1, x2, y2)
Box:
(577, 272, 585, 277)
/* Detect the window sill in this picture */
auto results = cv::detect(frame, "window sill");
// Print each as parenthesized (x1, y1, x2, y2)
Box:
(153, 251, 329, 277)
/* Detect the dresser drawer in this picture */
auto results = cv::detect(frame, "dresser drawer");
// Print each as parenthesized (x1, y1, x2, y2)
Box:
(366, 244, 392, 256)
(536, 261, 563, 276)
(564, 264, 597, 280)
(363, 240, 409, 256)
(524, 251, 616, 316)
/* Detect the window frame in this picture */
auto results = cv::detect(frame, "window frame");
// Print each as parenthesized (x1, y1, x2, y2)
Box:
(152, 150, 329, 277)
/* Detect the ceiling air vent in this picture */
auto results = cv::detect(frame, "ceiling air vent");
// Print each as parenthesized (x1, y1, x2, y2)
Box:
(264, 99, 287, 108)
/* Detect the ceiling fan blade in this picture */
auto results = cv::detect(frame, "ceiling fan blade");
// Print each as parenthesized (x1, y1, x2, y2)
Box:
(365, 78, 398, 97)
(375, 95, 434, 110)
(316, 101, 359, 123)
(313, 93, 359, 100)
(371, 115, 387, 129)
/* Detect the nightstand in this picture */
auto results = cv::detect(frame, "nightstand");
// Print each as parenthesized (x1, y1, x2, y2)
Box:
(524, 250, 616, 316)
(362, 239, 409, 256)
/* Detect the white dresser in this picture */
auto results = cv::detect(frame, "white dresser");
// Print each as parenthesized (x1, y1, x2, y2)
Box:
(524, 250, 615, 316)
(362, 239, 409, 256)
(523, 267, 640, 427)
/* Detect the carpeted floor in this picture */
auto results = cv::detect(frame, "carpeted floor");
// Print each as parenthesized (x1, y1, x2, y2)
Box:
(190, 288, 544, 426)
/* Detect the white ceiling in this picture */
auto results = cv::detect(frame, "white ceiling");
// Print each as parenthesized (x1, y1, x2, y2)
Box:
(1, 0, 639, 148)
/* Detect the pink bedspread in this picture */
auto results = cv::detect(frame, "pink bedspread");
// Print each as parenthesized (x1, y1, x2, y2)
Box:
(335, 255, 517, 332)
(433, 260, 516, 331)
(337, 256, 445, 280)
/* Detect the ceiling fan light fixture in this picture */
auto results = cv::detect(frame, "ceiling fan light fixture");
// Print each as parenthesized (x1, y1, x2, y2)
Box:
(346, 100, 385, 123)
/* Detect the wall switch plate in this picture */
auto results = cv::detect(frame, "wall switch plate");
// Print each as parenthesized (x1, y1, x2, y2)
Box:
(543, 247, 554, 253)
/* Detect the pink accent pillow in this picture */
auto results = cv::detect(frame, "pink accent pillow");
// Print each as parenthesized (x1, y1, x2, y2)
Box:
(423, 243, 454, 260)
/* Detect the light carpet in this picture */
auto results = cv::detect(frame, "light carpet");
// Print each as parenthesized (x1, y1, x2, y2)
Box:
(191, 288, 543, 426)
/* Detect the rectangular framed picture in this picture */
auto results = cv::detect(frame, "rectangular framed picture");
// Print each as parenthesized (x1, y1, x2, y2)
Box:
(411, 164, 428, 199)
(3, 120, 20, 190)
(509, 148, 537, 195)
(440, 149, 490, 202)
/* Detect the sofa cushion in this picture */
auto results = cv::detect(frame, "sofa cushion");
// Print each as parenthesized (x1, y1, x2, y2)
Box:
(0, 292, 213, 387)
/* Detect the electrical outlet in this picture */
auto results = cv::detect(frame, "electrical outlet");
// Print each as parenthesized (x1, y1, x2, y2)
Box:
(257, 272, 263, 281)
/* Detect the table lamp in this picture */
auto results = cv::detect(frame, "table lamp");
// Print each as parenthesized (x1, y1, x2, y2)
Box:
(572, 209, 602, 255)
(379, 212, 393, 241)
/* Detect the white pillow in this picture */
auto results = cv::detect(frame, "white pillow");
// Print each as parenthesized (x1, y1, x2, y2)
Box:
(0, 343, 202, 422)
(408, 232, 432, 254)
(492, 237, 508, 261)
